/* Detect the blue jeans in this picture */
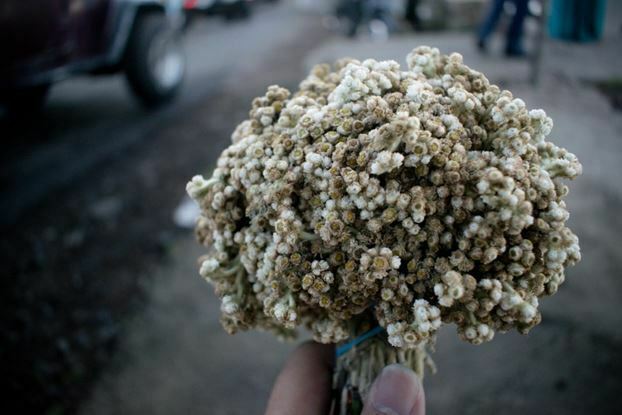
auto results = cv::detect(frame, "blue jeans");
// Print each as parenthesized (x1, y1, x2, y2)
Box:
(478, 0, 529, 53)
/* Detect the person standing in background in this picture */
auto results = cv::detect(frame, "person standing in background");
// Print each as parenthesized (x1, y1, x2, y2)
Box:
(477, 0, 529, 57)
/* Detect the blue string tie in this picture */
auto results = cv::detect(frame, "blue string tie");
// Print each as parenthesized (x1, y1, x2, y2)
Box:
(335, 326, 384, 358)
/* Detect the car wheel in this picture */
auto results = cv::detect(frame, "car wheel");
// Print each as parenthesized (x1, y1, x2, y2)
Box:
(124, 13, 185, 108)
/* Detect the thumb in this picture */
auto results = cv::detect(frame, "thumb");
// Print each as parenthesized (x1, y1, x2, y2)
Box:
(361, 364, 425, 415)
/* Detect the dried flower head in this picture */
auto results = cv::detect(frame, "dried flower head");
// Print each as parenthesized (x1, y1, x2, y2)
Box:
(187, 46, 581, 372)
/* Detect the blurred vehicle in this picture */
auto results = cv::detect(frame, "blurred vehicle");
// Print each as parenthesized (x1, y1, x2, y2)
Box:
(183, 0, 252, 20)
(0, 0, 186, 113)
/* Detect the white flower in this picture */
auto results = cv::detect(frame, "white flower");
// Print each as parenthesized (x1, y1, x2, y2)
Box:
(200, 258, 220, 276)
(186, 175, 210, 199)
(370, 151, 404, 175)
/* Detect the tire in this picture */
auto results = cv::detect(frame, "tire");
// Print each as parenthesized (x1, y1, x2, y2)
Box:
(124, 13, 185, 108)
(1, 84, 50, 118)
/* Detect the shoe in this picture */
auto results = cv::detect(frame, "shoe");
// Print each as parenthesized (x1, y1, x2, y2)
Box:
(477, 39, 487, 54)
(505, 45, 526, 58)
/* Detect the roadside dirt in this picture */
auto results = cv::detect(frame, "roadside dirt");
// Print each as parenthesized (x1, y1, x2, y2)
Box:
(0, 20, 329, 414)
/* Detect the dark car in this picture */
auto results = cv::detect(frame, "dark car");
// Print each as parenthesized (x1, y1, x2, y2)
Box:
(0, 0, 186, 113)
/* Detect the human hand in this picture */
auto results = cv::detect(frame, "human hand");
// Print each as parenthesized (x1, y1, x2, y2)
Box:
(265, 341, 425, 415)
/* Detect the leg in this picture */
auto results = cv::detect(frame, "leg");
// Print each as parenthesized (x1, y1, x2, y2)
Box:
(347, 0, 363, 37)
(478, 0, 506, 44)
(405, 0, 420, 29)
(506, 0, 528, 55)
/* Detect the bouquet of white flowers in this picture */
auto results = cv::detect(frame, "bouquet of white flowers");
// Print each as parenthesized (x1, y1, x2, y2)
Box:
(187, 46, 581, 413)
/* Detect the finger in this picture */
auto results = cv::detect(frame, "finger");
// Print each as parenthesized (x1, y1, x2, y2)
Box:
(265, 341, 335, 415)
(361, 364, 425, 415)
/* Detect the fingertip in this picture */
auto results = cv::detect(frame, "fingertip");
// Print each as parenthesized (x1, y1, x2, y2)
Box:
(362, 364, 425, 415)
